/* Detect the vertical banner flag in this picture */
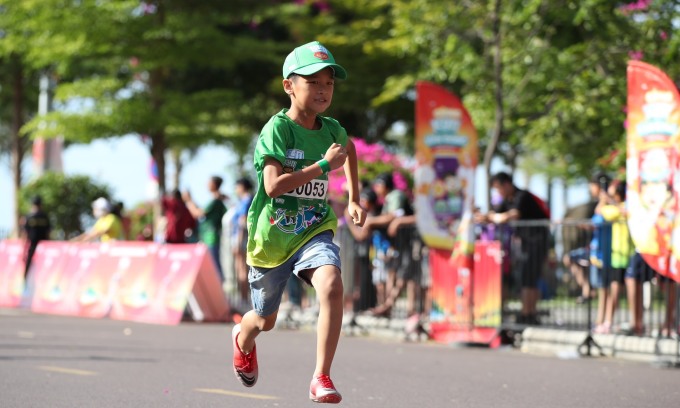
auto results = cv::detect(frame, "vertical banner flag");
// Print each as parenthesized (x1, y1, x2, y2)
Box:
(626, 61, 680, 283)
(414, 81, 478, 251)
(415, 81, 479, 328)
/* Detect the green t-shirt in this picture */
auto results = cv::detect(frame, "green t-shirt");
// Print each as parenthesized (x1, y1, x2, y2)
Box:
(199, 198, 227, 247)
(246, 109, 348, 268)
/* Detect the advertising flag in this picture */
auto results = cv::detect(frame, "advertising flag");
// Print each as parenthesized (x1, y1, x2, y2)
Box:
(626, 61, 680, 283)
(414, 81, 478, 251)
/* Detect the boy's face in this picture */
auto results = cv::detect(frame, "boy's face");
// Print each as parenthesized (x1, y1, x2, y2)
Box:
(284, 67, 335, 114)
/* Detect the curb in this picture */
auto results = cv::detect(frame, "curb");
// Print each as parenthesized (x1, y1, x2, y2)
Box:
(521, 327, 680, 363)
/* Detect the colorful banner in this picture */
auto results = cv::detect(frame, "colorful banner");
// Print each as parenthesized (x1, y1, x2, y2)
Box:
(414, 81, 478, 251)
(23, 241, 230, 324)
(472, 241, 502, 327)
(0, 240, 27, 307)
(429, 241, 501, 346)
(626, 61, 680, 282)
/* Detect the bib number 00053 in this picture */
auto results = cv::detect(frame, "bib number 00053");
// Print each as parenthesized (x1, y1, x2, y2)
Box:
(284, 179, 328, 200)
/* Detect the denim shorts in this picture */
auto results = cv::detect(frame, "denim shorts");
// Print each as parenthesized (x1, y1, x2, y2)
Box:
(248, 231, 341, 317)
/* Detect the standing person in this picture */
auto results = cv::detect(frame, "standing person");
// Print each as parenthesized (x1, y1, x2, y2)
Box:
(362, 173, 412, 317)
(162, 189, 197, 244)
(22, 196, 51, 278)
(475, 171, 550, 324)
(111, 201, 131, 240)
(597, 180, 634, 333)
(232, 40, 365, 404)
(344, 188, 382, 312)
(71, 197, 123, 242)
(231, 177, 254, 303)
(184, 176, 228, 281)
(562, 172, 610, 303)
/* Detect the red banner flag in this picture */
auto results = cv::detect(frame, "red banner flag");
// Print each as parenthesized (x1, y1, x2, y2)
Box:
(414, 81, 478, 251)
(626, 61, 680, 282)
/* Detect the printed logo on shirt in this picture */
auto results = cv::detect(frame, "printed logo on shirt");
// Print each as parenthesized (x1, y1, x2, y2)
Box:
(286, 149, 304, 160)
(283, 159, 297, 174)
(269, 206, 326, 235)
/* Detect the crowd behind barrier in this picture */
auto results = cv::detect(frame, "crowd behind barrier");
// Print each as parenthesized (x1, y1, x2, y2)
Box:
(220, 218, 680, 343)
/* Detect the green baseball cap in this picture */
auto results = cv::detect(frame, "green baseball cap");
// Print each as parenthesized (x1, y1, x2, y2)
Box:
(282, 41, 347, 80)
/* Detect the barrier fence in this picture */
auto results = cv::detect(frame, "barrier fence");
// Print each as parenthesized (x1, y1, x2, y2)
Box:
(221, 219, 680, 347)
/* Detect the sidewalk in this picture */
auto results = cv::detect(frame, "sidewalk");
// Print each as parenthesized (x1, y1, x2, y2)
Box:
(521, 326, 680, 364)
(275, 303, 680, 365)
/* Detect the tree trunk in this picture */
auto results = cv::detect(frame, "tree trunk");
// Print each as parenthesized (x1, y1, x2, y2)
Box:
(150, 133, 167, 197)
(10, 55, 26, 238)
(171, 149, 182, 191)
(482, 0, 504, 209)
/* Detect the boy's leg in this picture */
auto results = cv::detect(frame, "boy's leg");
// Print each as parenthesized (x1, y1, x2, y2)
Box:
(302, 264, 344, 376)
(233, 260, 292, 388)
(303, 264, 344, 403)
(238, 311, 278, 353)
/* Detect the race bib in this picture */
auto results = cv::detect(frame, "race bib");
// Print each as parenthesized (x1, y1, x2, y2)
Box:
(284, 179, 328, 200)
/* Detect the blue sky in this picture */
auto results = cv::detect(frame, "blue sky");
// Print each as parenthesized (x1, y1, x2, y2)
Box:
(1, 137, 589, 233)
(1, 136, 241, 232)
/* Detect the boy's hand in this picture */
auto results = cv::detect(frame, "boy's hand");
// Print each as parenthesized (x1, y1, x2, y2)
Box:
(347, 201, 366, 227)
(324, 143, 348, 170)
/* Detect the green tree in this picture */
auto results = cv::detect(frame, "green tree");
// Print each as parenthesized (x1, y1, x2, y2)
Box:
(22, 0, 289, 195)
(335, 0, 648, 206)
(19, 172, 112, 239)
(0, 0, 44, 236)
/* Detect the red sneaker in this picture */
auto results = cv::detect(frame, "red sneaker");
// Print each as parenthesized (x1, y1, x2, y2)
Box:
(232, 324, 258, 387)
(309, 374, 342, 403)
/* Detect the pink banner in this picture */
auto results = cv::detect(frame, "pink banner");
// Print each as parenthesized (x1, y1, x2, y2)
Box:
(19, 241, 229, 325)
(0, 240, 26, 307)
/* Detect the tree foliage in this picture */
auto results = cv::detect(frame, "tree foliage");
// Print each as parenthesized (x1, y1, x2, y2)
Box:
(2, 0, 679, 213)
(19, 172, 112, 239)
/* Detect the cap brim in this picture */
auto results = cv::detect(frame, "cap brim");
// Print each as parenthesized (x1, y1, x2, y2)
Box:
(292, 62, 347, 79)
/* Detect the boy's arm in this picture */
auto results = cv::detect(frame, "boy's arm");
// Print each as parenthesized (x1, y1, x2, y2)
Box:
(263, 143, 346, 198)
(343, 139, 366, 227)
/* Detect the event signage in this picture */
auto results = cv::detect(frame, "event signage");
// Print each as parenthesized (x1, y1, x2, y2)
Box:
(0, 240, 230, 324)
(626, 61, 680, 283)
(414, 81, 478, 251)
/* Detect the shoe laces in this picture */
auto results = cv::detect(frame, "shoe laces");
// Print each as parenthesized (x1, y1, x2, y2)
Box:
(241, 350, 254, 371)
(316, 374, 335, 390)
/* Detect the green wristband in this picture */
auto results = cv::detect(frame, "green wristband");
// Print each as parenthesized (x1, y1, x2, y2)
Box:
(317, 159, 331, 174)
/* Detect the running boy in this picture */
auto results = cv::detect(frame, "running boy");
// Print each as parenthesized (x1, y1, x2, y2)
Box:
(232, 41, 365, 404)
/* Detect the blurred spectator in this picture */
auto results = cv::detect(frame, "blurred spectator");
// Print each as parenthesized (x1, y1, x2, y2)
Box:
(362, 173, 413, 317)
(657, 275, 678, 338)
(111, 201, 131, 240)
(626, 252, 653, 335)
(162, 189, 197, 244)
(231, 178, 254, 302)
(590, 183, 614, 333)
(372, 214, 423, 318)
(71, 197, 123, 242)
(344, 188, 382, 311)
(596, 180, 634, 334)
(21, 195, 51, 278)
(562, 172, 610, 303)
(184, 175, 228, 282)
(475, 171, 550, 325)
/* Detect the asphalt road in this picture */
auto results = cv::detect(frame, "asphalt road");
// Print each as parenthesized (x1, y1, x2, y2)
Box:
(1, 308, 679, 408)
